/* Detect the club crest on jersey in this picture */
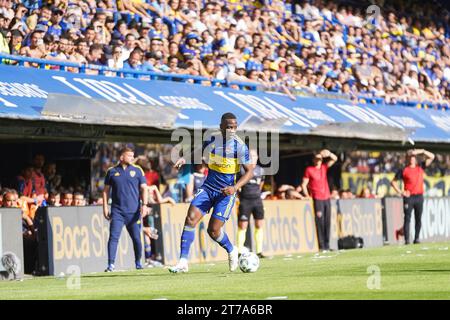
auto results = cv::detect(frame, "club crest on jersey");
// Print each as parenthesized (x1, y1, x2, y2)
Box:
(130, 170, 136, 177)
(114, 172, 120, 176)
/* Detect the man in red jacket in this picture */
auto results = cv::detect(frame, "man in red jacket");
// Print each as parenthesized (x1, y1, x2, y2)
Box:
(301, 149, 338, 251)
(391, 149, 435, 245)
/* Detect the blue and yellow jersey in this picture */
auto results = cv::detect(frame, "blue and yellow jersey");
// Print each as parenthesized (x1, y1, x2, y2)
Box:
(202, 133, 250, 192)
(105, 163, 146, 214)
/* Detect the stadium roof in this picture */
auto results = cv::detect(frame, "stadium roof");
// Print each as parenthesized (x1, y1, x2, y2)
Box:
(1, 64, 450, 150)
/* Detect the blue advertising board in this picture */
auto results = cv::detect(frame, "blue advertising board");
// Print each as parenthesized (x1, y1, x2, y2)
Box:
(1, 64, 449, 143)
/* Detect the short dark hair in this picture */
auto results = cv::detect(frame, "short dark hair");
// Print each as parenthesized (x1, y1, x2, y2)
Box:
(221, 113, 236, 122)
(120, 147, 134, 155)
(62, 190, 73, 197)
(89, 43, 103, 53)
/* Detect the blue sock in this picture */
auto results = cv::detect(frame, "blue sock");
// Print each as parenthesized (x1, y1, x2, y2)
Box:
(214, 230, 234, 253)
(180, 226, 195, 259)
(144, 244, 152, 259)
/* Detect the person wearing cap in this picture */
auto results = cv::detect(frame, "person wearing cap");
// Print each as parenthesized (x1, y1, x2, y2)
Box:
(391, 149, 435, 245)
(139, 21, 151, 38)
(268, 61, 280, 81)
(301, 149, 338, 252)
(47, 8, 64, 38)
(180, 32, 200, 59)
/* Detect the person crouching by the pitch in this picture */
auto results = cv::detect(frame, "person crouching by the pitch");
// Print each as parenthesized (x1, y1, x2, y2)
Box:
(301, 149, 338, 252)
(103, 147, 149, 272)
(237, 149, 266, 258)
(391, 149, 435, 245)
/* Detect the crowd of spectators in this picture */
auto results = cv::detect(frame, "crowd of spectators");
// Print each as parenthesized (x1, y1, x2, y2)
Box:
(1, 0, 450, 107)
(3, 145, 448, 238)
(92, 142, 382, 202)
(343, 150, 450, 177)
(0, 153, 94, 243)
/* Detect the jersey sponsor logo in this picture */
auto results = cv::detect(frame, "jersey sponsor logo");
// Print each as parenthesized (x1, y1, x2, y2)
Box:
(130, 171, 136, 177)
(208, 152, 239, 174)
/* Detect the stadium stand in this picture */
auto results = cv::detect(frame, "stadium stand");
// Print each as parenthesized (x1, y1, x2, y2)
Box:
(0, 0, 449, 109)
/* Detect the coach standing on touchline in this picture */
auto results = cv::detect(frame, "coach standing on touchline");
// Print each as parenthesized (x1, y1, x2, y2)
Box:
(301, 149, 337, 252)
(391, 149, 435, 245)
(103, 147, 149, 272)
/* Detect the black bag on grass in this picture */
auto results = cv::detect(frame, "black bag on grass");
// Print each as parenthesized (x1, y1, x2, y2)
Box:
(338, 236, 364, 249)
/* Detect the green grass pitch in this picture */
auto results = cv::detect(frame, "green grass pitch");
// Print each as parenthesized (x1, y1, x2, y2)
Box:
(1, 242, 450, 300)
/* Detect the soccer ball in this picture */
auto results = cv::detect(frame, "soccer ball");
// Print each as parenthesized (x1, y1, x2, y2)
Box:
(238, 252, 260, 273)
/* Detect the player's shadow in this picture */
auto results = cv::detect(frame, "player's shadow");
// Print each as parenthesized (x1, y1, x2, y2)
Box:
(84, 271, 211, 278)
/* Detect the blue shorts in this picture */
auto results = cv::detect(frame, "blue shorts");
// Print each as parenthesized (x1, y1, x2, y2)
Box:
(190, 187, 236, 222)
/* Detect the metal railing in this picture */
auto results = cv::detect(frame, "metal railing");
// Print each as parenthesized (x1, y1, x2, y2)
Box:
(0, 53, 260, 91)
(0, 53, 448, 111)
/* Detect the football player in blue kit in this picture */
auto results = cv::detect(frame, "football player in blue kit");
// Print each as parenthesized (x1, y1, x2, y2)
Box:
(169, 113, 255, 273)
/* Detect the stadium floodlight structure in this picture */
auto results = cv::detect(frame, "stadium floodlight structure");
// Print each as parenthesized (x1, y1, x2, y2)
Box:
(41, 93, 180, 129)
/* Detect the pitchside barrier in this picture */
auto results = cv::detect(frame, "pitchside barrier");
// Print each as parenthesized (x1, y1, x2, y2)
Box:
(383, 197, 450, 244)
(28, 197, 450, 275)
(157, 200, 318, 266)
(0, 208, 24, 280)
(329, 199, 384, 251)
(36, 206, 143, 276)
(342, 173, 450, 198)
